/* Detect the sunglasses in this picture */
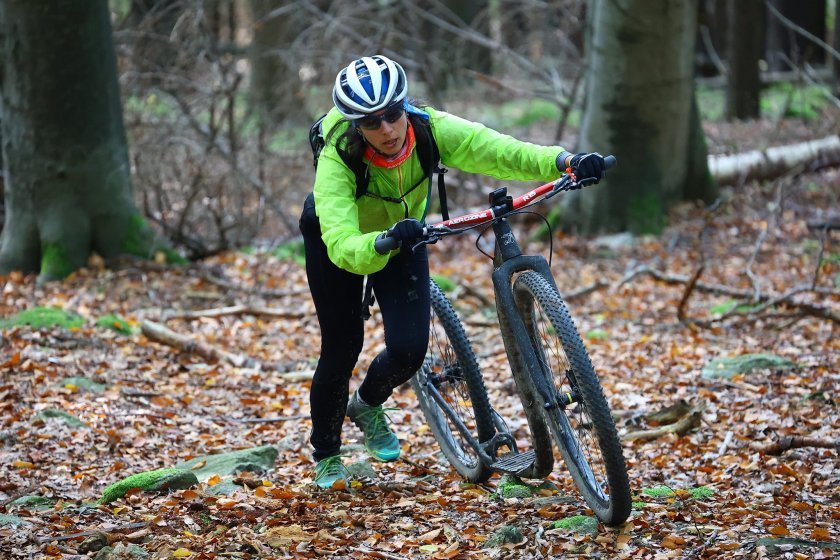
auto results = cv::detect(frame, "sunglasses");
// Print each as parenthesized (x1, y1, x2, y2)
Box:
(355, 105, 405, 131)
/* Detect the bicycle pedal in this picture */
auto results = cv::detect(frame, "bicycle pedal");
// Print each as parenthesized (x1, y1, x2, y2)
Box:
(490, 450, 536, 475)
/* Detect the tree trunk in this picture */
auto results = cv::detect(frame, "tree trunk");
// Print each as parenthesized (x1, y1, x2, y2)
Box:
(725, 0, 763, 120)
(248, 0, 308, 126)
(834, 0, 840, 97)
(0, 0, 162, 281)
(123, 0, 184, 83)
(569, 0, 713, 234)
(765, 0, 827, 71)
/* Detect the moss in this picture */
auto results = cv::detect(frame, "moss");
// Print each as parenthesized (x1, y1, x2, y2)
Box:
(483, 525, 524, 548)
(689, 486, 714, 499)
(496, 475, 533, 499)
(58, 377, 106, 393)
(96, 313, 135, 335)
(271, 239, 305, 266)
(8, 495, 58, 511)
(431, 275, 456, 293)
(628, 195, 664, 234)
(34, 408, 88, 428)
(98, 468, 198, 504)
(586, 328, 608, 340)
(0, 513, 28, 527)
(702, 354, 798, 380)
(0, 306, 84, 329)
(554, 514, 599, 534)
(122, 214, 186, 264)
(40, 242, 77, 281)
(642, 485, 676, 497)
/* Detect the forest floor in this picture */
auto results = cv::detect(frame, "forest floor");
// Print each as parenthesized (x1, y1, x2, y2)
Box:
(0, 113, 838, 559)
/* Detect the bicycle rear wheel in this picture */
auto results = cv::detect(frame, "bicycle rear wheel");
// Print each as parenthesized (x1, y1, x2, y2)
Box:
(513, 271, 631, 526)
(411, 279, 495, 483)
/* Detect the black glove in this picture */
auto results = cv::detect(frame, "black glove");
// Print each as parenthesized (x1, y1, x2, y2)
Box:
(568, 152, 606, 184)
(387, 218, 424, 246)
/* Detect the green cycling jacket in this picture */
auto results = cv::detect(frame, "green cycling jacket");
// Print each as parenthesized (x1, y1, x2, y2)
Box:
(313, 106, 565, 275)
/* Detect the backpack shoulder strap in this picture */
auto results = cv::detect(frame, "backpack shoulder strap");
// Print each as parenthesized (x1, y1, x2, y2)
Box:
(410, 114, 449, 220)
(336, 146, 369, 199)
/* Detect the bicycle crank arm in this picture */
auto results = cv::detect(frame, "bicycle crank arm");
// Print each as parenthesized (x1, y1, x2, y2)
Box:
(425, 381, 497, 466)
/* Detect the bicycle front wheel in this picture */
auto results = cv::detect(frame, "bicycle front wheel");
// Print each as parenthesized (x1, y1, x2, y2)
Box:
(513, 271, 631, 526)
(410, 279, 495, 483)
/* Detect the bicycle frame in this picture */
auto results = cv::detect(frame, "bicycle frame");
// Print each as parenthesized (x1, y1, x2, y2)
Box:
(417, 175, 595, 478)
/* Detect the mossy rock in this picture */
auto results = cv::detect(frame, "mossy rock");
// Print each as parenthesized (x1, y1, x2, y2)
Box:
(176, 445, 278, 482)
(496, 474, 557, 499)
(757, 537, 840, 553)
(34, 408, 88, 428)
(94, 543, 150, 560)
(98, 468, 198, 504)
(0, 513, 28, 527)
(702, 354, 797, 379)
(497, 475, 533, 498)
(346, 460, 378, 480)
(483, 525, 525, 548)
(0, 307, 84, 330)
(554, 514, 599, 535)
(58, 377, 106, 393)
(8, 495, 58, 511)
(96, 314, 136, 335)
(204, 480, 243, 496)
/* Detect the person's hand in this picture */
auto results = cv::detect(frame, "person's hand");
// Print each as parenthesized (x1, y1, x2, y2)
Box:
(387, 218, 424, 246)
(568, 152, 606, 184)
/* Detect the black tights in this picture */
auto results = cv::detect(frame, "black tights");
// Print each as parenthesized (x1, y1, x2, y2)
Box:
(299, 194, 430, 460)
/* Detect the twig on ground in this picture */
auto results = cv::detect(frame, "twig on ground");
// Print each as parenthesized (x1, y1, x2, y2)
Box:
(717, 431, 734, 456)
(619, 265, 840, 325)
(751, 436, 839, 455)
(163, 304, 305, 322)
(38, 523, 147, 544)
(564, 280, 609, 301)
(621, 401, 706, 442)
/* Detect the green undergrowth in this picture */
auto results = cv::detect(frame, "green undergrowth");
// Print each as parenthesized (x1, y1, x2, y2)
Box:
(95, 313, 136, 335)
(637, 485, 715, 504)
(0, 307, 84, 330)
(270, 239, 306, 266)
(0, 307, 136, 335)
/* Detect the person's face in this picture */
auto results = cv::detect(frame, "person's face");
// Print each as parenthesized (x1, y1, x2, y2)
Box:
(357, 105, 407, 157)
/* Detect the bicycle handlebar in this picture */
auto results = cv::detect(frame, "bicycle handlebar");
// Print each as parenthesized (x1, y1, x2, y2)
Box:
(374, 155, 617, 253)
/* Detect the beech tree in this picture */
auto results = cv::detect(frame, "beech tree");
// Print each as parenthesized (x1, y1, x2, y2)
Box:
(0, 0, 165, 281)
(567, 0, 716, 234)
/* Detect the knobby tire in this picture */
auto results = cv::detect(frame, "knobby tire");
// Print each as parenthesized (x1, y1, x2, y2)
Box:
(411, 280, 495, 483)
(513, 271, 631, 525)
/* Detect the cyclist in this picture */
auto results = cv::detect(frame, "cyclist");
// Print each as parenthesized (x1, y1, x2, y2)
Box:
(298, 54, 606, 488)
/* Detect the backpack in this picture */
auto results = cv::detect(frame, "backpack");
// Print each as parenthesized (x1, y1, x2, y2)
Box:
(308, 112, 451, 219)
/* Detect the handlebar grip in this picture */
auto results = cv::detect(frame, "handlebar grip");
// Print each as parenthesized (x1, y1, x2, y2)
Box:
(604, 155, 617, 169)
(374, 234, 400, 254)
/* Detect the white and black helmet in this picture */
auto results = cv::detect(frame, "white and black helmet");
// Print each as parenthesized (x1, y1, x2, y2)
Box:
(332, 55, 408, 120)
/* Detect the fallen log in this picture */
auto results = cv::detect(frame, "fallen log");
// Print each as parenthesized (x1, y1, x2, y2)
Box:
(708, 134, 840, 186)
(140, 320, 254, 368)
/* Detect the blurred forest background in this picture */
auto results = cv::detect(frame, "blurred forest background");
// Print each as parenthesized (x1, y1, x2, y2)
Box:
(0, 0, 838, 271)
